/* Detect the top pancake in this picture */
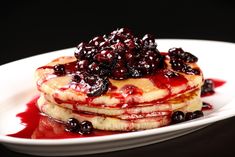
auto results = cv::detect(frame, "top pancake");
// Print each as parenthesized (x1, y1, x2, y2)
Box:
(35, 55, 203, 107)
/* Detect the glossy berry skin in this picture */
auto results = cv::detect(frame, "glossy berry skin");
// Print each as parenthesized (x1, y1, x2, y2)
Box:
(193, 110, 204, 118)
(182, 52, 198, 63)
(124, 39, 135, 50)
(170, 59, 188, 72)
(94, 49, 116, 67)
(171, 111, 185, 124)
(74, 42, 87, 60)
(168, 47, 198, 63)
(88, 62, 100, 74)
(89, 36, 105, 47)
(80, 121, 93, 135)
(168, 47, 184, 56)
(76, 60, 89, 71)
(184, 67, 200, 75)
(164, 70, 178, 78)
(185, 112, 194, 121)
(142, 34, 157, 50)
(86, 75, 109, 97)
(71, 28, 200, 96)
(201, 79, 215, 96)
(53, 64, 66, 76)
(65, 118, 81, 133)
(72, 74, 81, 83)
(111, 66, 129, 79)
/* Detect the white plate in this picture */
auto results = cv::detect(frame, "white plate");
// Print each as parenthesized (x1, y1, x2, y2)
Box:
(1, 39, 235, 156)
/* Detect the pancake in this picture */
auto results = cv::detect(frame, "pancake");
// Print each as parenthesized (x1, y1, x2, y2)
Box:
(37, 89, 202, 131)
(34, 28, 204, 132)
(35, 56, 203, 107)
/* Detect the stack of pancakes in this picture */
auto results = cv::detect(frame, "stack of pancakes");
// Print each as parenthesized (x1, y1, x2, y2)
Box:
(35, 56, 203, 131)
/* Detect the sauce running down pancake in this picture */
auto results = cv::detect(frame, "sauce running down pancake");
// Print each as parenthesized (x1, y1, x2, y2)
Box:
(34, 28, 203, 132)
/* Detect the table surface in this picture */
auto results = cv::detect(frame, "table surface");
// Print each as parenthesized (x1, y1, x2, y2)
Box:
(2, 1, 235, 157)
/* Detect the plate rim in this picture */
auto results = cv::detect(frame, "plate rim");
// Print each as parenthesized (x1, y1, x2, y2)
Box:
(1, 39, 235, 145)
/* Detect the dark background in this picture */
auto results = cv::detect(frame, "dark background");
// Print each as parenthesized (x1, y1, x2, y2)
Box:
(1, 0, 235, 156)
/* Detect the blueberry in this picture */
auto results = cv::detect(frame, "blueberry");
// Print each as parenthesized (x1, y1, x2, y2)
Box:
(168, 47, 184, 56)
(111, 66, 129, 80)
(125, 50, 135, 62)
(117, 28, 133, 36)
(65, 118, 81, 133)
(133, 37, 143, 50)
(182, 52, 198, 63)
(109, 34, 123, 44)
(143, 50, 158, 61)
(99, 68, 111, 77)
(86, 76, 109, 97)
(193, 110, 204, 118)
(88, 62, 100, 74)
(127, 62, 144, 78)
(89, 36, 105, 47)
(168, 47, 198, 63)
(201, 79, 215, 96)
(53, 64, 66, 76)
(171, 111, 185, 124)
(72, 74, 81, 83)
(185, 112, 194, 121)
(74, 42, 87, 60)
(76, 60, 89, 71)
(84, 75, 97, 86)
(164, 70, 178, 78)
(128, 67, 143, 78)
(94, 49, 116, 67)
(124, 39, 135, 50)
(184, 66, 201, 75)
(99, 41, 110, 49)
(142, 34, 157, 50)
(84, 47, 98, 61)
(80, 121, 93, 135)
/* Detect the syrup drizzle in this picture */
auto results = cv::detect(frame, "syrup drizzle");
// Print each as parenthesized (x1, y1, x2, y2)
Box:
(8, 96, 120, 139)
(202, 102, 213, 111)
(7, 78, 225, 139)
(207, 78, 226, 88)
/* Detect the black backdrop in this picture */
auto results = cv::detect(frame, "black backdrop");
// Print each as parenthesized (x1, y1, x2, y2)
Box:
(1, 1, 235, 157)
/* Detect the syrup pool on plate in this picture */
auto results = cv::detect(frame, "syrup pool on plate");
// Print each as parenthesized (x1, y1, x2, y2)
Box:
(8, 96, 120, 139)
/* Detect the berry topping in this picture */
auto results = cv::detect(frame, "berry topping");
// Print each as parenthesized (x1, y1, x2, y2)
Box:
(111, 66, 129, 80)
(65, 118, 81, 133)
(52, 28, 200, 97)
(168, 47, 198, 63)
(53, 64, 66, 76)
(72, 74, 81, 83)
(142, 34, 157, 50)
(88, 62, 101, 74)
(168, 47, 199, 75)
(89, 36, 105, 47)
(170, 59, 188, 72)
(80, 121, 93, 135)
(74, 28, 164, 81)
(171, 111, 185, 124)
(201, 79, 215, 96)
(74, 42, 87, 60)
(76, 60, 89, 71)
(86, 75, 109, 97)
(164, 70, 178, 78)
(170, 58, 200, 75)
(94, 48, 116, 67)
